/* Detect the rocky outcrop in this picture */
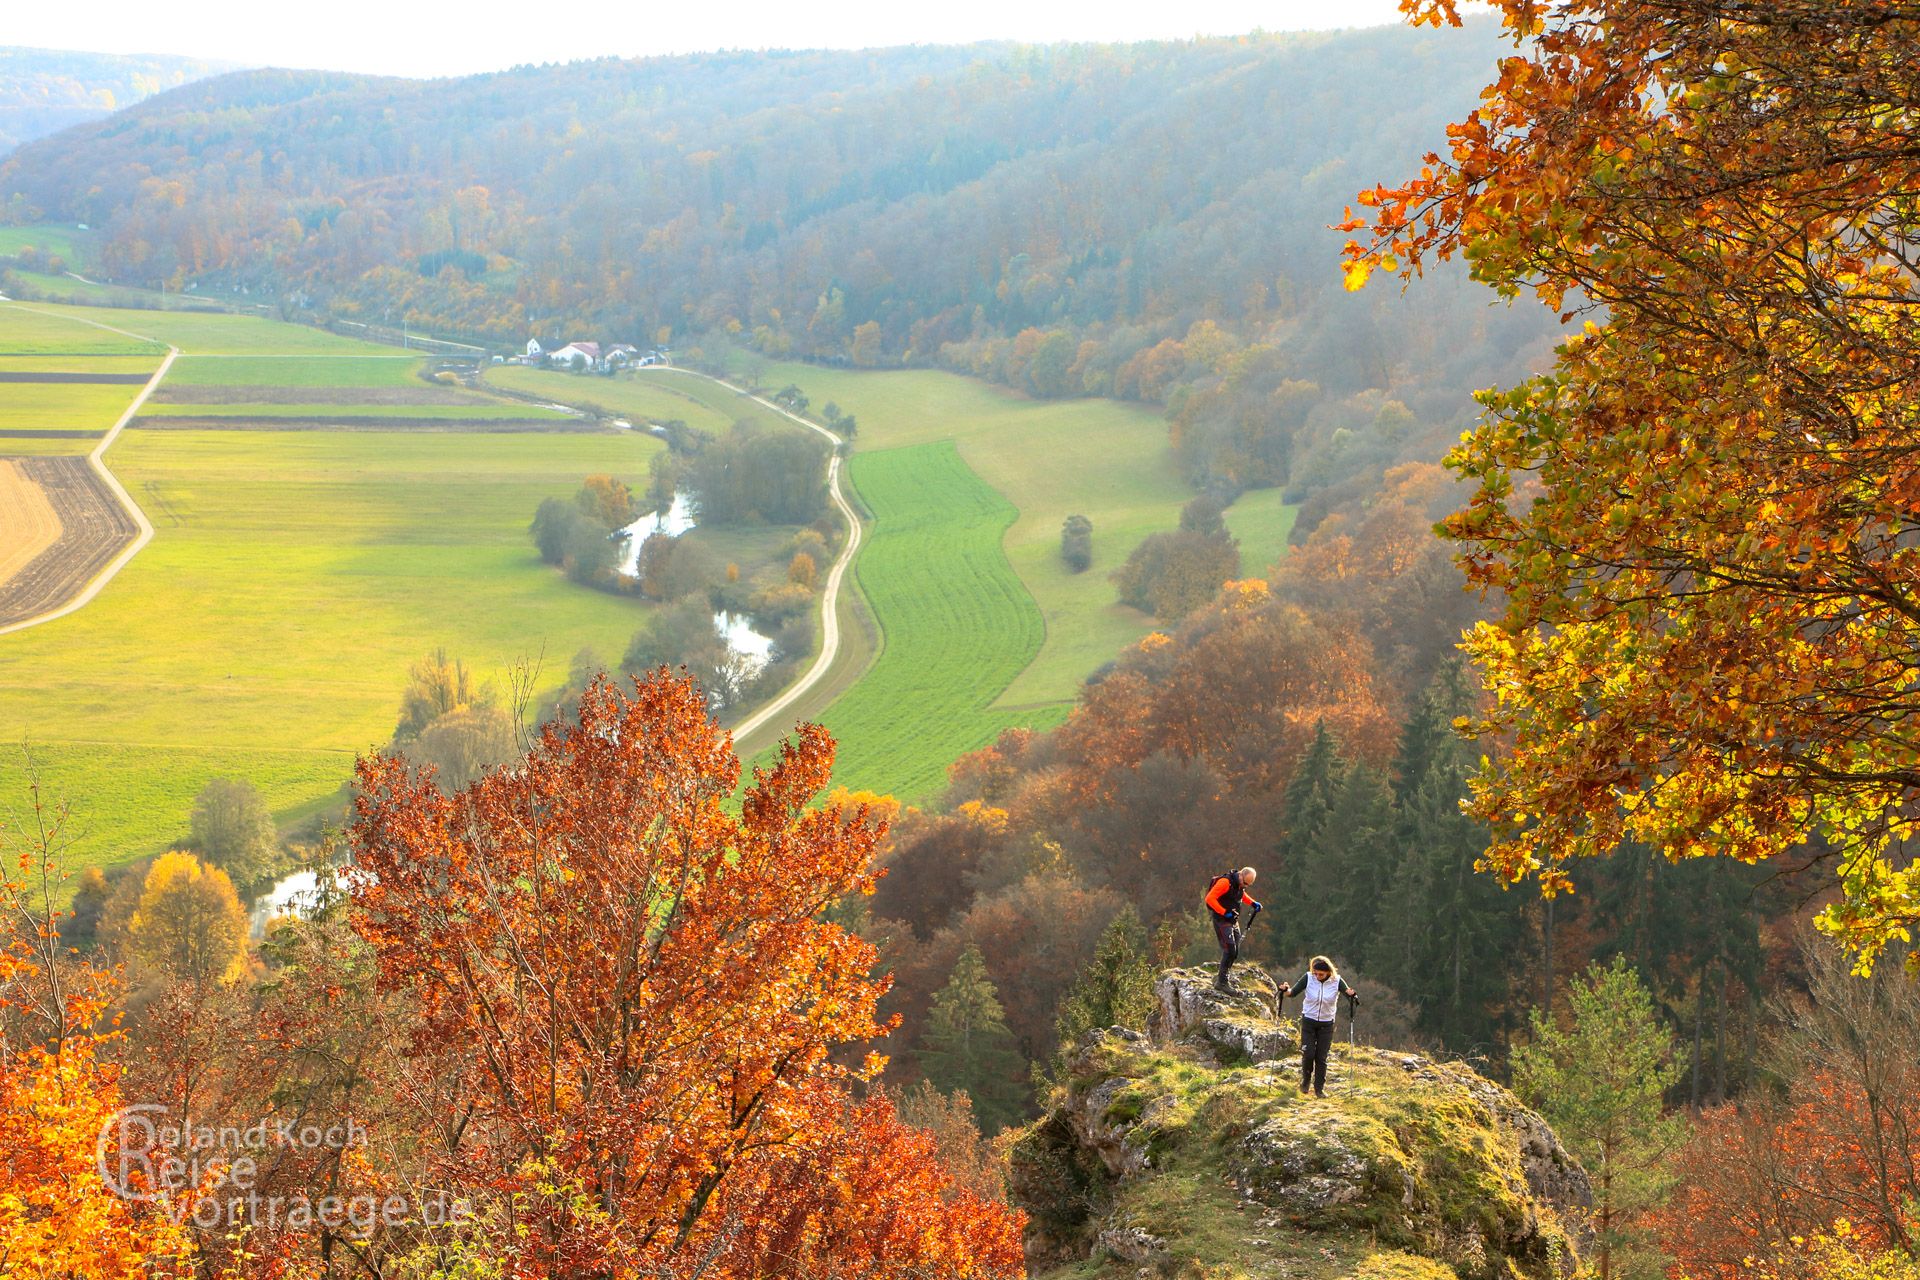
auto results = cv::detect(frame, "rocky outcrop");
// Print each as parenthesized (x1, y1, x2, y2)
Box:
(1009, 965, 1591, 1280)
(1149, 965, 1295, 1064)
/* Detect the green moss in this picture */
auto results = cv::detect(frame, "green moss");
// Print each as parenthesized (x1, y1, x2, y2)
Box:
(1022, 1028, 1581, 1280)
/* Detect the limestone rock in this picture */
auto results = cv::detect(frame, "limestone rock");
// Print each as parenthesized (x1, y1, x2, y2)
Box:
(1011, 967, 1591, 1280)
(1149, 964, 1295, 1064)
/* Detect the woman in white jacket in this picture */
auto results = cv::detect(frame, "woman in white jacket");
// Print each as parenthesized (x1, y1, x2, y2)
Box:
(1280, 955, 1358, 1097)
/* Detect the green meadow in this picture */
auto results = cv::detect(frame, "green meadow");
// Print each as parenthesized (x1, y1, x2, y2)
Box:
(486, 365, 738, 434)
(0, 426, 664, 875)
(0, 224, 94, 266)
(820, 442, 1054, 802)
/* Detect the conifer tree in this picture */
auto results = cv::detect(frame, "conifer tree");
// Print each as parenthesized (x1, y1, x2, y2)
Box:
(1513, 959, 1685, 1280)
(921, 944, 1027, 1133)
(1295, 760, 1396, 963)
(1272, 721, 1342, 956)
(1046, 906, 1155, 1090)
(1373, 745, 1524, 1054)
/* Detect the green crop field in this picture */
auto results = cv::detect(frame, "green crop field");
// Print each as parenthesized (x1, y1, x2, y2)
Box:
(0, 355, 163, 376)
(166, 356, 426, 387)
(135, 402, 575, 422)
(0, 433, 107, 455)
(15, 303, 395, 355)
(816, 441, 1055, 803)
(719, 361, 1284, 711)
(0, 425, 666, 877)
(0, 302, 166, 354)
(0, 380, 145, 430)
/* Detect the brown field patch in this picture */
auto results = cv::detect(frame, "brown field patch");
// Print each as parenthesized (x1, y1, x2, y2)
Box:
(0, 458, 138, 627)
(0, 461, 64, 587)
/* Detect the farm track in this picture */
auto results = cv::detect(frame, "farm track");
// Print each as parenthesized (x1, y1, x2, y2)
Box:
(0, 302, 175, 637)
(502, 365, 864, 751)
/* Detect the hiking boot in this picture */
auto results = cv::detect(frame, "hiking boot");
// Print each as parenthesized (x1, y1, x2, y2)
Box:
(1299, 1081, 1311, 1096)
(1314, 1088, 1326, 1099)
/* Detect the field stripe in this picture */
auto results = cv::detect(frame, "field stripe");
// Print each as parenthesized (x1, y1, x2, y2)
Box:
(0, 302, 175, 637)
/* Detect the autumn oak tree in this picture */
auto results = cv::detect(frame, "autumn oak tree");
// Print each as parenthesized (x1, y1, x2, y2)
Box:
(1347, 0, 1920, 970)
(348, 670, 1023, 1277)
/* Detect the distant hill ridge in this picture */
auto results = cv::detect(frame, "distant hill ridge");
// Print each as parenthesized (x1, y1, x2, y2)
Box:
(0, 25, 1533, 368)
(0, 46, 237, 157)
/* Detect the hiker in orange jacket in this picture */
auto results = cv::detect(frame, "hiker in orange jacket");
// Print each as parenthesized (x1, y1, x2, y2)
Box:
(1204, 867, 1262, 992)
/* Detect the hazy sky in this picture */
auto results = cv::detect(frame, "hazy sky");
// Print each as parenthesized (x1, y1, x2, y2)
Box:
(5, 0, 1417, 78)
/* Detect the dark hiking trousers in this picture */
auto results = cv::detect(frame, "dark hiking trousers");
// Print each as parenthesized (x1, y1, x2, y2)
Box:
(1213, 915, 1240, 986)
(1300, 1016, 1336, 1093)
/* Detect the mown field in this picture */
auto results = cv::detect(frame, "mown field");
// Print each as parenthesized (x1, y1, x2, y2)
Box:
(819, 441, 1054, 802)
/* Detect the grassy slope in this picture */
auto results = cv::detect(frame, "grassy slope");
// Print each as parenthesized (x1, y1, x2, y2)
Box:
(1227, 487, 1300, 580)
(0, 224, 94, 266)
(819, 442, 1053, 802)
(732, 362, 1195, 711)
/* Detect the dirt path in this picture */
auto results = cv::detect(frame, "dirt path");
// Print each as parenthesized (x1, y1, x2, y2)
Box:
(660, 371, 864, 748)
(0, 302, 175, 637)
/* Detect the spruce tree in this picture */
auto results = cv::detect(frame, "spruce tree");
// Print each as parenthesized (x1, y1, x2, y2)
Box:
(920, 944, 1028, 1133)
(1295, 760, 1396, 964)
(1513, 959, 1685, 1280)
(1390, 658, 1471, 808)
(1272, 721, 1343, 957)
(1046, 906, 1155, 1089)
(1373, 750, 1525, 1054)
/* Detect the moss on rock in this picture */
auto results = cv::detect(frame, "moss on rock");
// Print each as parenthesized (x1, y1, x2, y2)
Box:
(1010, 967, 1589, 1280)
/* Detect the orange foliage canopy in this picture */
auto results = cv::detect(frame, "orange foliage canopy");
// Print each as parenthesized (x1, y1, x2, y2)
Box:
(348, 670, 1023, 1278)
(1657, 1068, 1920, 1280)
(0, 791, 191, 1275)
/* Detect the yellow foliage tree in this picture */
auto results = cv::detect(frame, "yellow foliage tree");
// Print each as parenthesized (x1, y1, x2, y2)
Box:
(125, 852, 249, 985)
(1, 782, 193, 1271)
(788, 551, 818, 591)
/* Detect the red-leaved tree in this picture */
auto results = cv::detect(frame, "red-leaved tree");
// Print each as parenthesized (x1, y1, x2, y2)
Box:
(348, 670, 1023, 1277)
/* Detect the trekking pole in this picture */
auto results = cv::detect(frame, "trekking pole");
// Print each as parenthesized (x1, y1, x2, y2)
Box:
(1346, 992, 1359, 1049)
